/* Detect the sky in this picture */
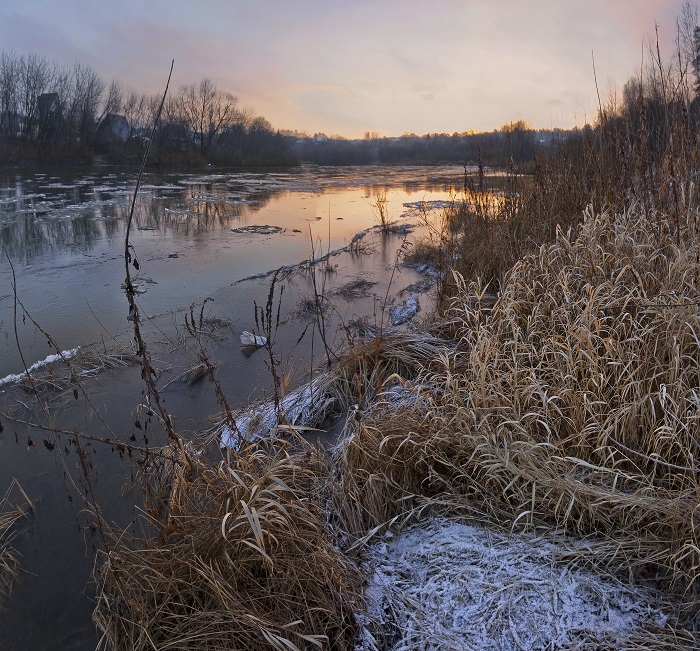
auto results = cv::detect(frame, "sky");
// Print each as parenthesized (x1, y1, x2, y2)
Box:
(0, 0, 690, 138)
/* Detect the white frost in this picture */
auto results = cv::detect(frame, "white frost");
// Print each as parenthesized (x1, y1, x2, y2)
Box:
(219, 377, 337, 449)
(357, 518, 668, 651)
(390, 294, 420, 325)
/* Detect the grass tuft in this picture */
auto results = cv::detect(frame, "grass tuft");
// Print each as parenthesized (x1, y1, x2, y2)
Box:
(93, 441, 363, 651)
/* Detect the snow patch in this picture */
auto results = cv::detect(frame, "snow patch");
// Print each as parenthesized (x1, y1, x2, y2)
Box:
(358, 518, 668, 651)
(0, 348, 80, 387)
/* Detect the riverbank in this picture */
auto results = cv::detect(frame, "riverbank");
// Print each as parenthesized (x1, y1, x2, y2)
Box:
(93, 203, 700, 650)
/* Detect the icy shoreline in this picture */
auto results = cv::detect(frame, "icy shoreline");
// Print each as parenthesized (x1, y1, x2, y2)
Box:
(0, 348, 80, 388)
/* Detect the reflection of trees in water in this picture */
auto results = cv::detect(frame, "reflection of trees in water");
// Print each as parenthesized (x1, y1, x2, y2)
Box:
(2, 169, 457, 263)
(102, 216, 121, 243)
(0, 175, 287, 261)
(0, 212, 102, 262)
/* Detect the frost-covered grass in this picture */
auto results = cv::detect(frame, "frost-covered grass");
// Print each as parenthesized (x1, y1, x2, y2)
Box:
(358, 519, 671, 651)
(0, 347, 80, 388)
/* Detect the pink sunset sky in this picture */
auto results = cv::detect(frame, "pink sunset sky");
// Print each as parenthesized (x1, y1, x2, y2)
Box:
(0, 0, 688, 137)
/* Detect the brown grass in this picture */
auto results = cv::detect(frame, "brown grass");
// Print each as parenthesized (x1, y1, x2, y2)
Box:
(93, 202, 700, 649)
(336, 205, 700, 637)
(93, 440, 363, 651)
(0, 480, 32, 607)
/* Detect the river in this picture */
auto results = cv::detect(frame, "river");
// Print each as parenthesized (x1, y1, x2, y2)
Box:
(0, 164, 465, 650)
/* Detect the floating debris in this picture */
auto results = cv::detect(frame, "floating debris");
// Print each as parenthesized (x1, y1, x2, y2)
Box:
(120, 276, 157, 295)
(331, 278, 378, 301)
(231, 224, 283, 235)
(240, 331, 267, 347)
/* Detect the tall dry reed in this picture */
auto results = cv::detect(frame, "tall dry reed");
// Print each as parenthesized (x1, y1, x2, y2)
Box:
(94, 441, 362, 650)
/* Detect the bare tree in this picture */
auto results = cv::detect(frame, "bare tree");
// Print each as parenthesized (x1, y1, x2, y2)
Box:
(122, 89, 150, 140)
(0, 52, 20, 139)
(100, 80, 123, 121)
(18, 54, 55, 140)
(175, 78, 241, 157)
(677, 1, 699, 93)
(64, 63, 104, 145)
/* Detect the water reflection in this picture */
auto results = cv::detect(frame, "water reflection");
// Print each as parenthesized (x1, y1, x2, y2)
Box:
(0, 212, 103, 262)
(0, 165, 469, 264)
(0, 172, 281, 261)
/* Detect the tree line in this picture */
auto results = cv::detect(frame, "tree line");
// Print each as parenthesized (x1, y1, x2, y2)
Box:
(286, 121, 570, 167)
(0, 52, 294, 166)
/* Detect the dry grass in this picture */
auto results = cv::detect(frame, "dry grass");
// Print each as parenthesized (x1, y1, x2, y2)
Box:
(93, 197, 700, 648)
(337, 205, 700, 641)
(0, 480, 32, 607)
(93, 440, 363, 651)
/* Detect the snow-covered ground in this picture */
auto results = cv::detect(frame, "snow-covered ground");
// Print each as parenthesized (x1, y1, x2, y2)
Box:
(357, 518, 668, 651)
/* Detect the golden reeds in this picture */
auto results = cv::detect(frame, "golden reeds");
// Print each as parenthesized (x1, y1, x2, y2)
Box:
(95, 202, 700, 648)
(93, 441, 363, 651)
(338, 205, 700, 637)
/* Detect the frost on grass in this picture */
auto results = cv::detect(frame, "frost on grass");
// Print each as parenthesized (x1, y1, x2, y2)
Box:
(357, 518, 668, 651)
(389, 294, 419, 326)
(0, 347, 80, 387)
(218, 377, 337, 449)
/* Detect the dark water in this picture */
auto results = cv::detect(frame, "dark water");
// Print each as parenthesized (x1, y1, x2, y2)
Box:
(0, 164, 464, 650)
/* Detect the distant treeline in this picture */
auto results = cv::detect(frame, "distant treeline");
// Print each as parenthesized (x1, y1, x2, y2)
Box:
(0, 51, 586, 169)
(286, 122, 573, 167)
(0, 52, 294, 166)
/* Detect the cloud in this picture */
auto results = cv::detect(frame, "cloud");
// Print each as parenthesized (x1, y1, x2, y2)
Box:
(0, 0, 690, 136)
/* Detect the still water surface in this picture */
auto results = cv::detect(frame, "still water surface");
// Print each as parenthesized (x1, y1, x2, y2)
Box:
(0, 164, 464, 650)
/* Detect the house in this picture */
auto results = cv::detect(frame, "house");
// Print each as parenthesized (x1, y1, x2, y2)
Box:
(36, 93, 60, 135)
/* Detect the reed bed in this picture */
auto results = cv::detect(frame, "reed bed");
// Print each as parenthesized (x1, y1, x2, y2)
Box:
(93, 441, 363, 651)
(337, 205, 700, 644)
